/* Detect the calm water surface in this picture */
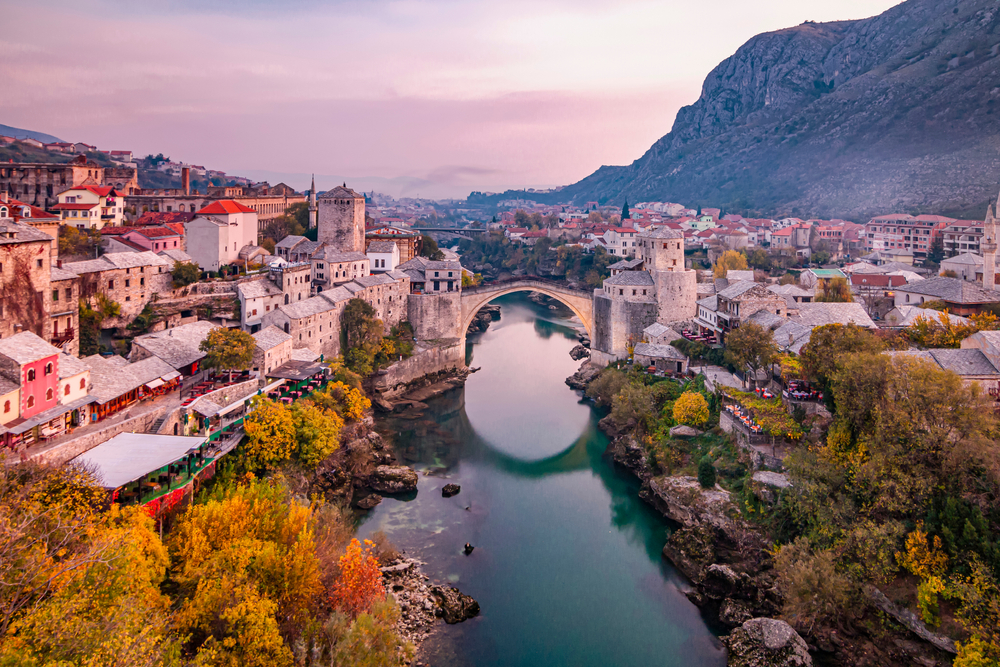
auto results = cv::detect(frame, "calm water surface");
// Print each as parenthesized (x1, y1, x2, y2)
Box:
(359, 293, 724, 667)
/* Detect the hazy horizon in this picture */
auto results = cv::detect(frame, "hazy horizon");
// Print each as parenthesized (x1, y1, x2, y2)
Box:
(3, 0, 902, 199)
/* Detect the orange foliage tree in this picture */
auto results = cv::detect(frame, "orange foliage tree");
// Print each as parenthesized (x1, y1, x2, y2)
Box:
(332, 538, 386, 618)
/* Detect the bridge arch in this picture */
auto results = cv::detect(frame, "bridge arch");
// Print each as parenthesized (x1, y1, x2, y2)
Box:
(460, 280, 594, 338)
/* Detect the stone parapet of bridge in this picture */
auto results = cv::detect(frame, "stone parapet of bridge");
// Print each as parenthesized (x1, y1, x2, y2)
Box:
(460, 278, 594, 337)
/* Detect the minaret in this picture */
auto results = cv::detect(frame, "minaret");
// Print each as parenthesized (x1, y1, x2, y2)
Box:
(983, 198, 997, 290)
(308, 174, 317, 228)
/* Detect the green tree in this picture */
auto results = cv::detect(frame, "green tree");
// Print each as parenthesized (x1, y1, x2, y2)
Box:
(172, 261, 201, 287)
(621, 200, 631, 220)
(927, 234, 946, 265)
(420, 235, 445, 261)
(341, 299, 384, 376)
(799, 324, 886, 394)
(199, 327, 255, 381)
(697, 456, 717, 488)
(724, 322, 777, 389)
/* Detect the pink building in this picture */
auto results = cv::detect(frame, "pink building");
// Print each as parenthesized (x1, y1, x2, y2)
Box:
(0, 332, 61, 419)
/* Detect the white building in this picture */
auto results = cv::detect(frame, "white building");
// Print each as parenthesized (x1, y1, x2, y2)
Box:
(184, 200, 260, 271)
(367, 240, 400, 273)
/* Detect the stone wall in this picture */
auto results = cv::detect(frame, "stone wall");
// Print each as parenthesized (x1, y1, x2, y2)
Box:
(371, 340, 465, 397)
(317, 196, 365, 252)
(653, 269, 698, 322)
(408, 292, 461, 340)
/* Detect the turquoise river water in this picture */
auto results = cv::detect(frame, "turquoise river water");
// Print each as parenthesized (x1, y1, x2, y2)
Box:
(359, 293, 725, 667)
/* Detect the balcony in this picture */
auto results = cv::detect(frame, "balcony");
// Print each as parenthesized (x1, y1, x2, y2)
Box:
(51, 327, 75, 347)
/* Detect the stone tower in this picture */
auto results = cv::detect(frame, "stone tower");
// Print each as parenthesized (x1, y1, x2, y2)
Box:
(638, 227, 697, 322)
(317, 184, 365, 252)
(984, 201, 997, 291)
(308, 174, 317, 229)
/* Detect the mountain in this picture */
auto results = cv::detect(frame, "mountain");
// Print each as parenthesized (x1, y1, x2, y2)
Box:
(0, 124, 63, 144)
(550, 0, 1000, 219)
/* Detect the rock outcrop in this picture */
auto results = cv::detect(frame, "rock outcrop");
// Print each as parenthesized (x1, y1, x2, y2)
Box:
(725, 618, 812, 667)
(368, 465, 419, 494)
(566, 360, 600, 390)
(441, 483, 461, 498)
(569, 344, 590, 360)
(431, 585, 481, 624)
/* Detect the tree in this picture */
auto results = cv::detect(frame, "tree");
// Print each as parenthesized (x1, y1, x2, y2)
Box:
(242, 397, 297, 469)
(199, 327, 256, 380)
(815, 277, 853, 302)
(673, 391, 710, 427)
(697, 456, 717, 488)
(927, 235, 946, 265)
(172, 261, 201, 287)
(341, 299, 384, 376)
(713, 250, 749, 278)
(621, 200, 631, 220)
(799, 324, 886, 394)
(419, 235, 445, 261)
(725, 322, 777, 389)
(332, 539, 386, 618)
(291, 402, 344, 468)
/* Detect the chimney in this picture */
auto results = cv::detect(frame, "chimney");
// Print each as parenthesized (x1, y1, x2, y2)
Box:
(57, 259, 63, 269)
(182, 167, 191, 196)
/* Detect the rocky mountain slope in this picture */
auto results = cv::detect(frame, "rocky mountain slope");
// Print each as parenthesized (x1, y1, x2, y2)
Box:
(561, 0, 1000, 219)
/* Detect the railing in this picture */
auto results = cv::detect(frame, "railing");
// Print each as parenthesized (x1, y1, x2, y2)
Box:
(463, 276, 592, 298)
(51, 327, 75, 347)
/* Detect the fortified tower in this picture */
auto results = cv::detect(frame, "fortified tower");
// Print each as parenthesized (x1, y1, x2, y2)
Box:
(639, 227, 698, 322)
(984, 191, 999, 291)
(308, 174, 317, 228)
(317, 184, 365, 252)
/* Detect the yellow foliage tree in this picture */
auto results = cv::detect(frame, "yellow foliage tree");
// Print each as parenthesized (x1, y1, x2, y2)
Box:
(311, 381, 371, 422)
(243, 397, 296, 469)
(291, 402, 344, 468)
(673, 391, 710, 427)
(713, 250, 749, 278)
(332, 539, 386, 618)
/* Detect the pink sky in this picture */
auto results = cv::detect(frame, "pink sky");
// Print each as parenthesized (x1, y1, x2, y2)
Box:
(3, 0, 902, 198)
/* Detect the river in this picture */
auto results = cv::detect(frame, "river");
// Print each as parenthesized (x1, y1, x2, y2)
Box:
(359, 293, 725, 667)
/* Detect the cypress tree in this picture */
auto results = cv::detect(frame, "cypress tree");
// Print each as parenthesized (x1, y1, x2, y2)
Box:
(621, 200, 631, 220)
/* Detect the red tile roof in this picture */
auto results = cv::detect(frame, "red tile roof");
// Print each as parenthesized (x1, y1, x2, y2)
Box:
(65, 185, 118, 197)
(51, 203, 99, 211)
(0, 197, 58, 219)
(197, 200, 255, 215)
(129, 226, 180, 238)
(135, 211, 195, 226)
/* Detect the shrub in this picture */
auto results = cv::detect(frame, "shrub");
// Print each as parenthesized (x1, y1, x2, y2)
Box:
(698, 456, 716, 488)
(674, 391, 709, 427)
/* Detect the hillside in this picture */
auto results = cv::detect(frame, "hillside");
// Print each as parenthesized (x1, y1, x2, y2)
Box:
(0, 124, 63, 144)
(499, 0, 1000, 219)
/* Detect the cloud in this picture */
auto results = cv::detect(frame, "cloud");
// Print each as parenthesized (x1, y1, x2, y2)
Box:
(3, 0, 903, 197)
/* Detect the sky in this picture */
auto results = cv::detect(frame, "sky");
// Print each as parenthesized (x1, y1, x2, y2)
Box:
(2, 0, 902, 199)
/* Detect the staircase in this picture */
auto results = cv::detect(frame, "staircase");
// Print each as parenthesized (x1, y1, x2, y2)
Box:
(147, 416, 166, 434)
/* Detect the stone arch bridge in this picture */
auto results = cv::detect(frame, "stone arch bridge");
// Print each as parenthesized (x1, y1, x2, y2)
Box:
(461, 278, 594, 337)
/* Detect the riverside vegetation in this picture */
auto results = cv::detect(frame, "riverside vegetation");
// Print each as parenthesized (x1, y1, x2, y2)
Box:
(583, 323, 1000, 666)
(0, 297, 455, 666)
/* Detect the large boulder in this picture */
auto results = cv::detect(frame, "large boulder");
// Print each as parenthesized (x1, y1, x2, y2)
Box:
(569, 344, 591, 360)
(431, 586, 481, 624)
(566, 361, 601, 390)
(641, 475, 737, 530)
(750, 471, 792, 505)
(442, 483, 461, 498)
(725, 617, 812, 667)
(368, 465, 419, 494)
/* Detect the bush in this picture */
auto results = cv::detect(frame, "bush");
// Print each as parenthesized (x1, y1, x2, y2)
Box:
(673, 391, 709, 427)
(585, 368, 627, 408)
(698, 456, 717, 488)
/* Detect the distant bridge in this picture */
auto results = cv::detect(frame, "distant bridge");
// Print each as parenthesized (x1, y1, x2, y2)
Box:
(461, 278, 594, 336)
(411, 227, 488, 239)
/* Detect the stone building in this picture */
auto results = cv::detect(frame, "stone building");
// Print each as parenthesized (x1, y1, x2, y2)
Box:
(695, 282, 787, 343)
(126, 181, 305, 222)
(0, 156, 104, 210)
(639, 227, 698, 323)
(275, 236, 322, 263)
(0, 221, 66, 350)
(252, 325, 293, 377)
(311, 248, 369, 292)
(591, 271, 659, 361)
(63, 251, 174, 327)
(102, 166, 139, 196)
(236, 262, 311, 332)
(317, 185, 365, 252)
(367, 240, 399, 273)
(184, 201, 260, 271)
(50, 266, 81, 357)
(0, 193, 61, 259)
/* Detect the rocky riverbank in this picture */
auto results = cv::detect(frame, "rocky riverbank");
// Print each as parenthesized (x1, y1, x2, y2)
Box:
(572, 369, 953, 667)
(467, 304, 501, 334)
(371, 366, 478, 418)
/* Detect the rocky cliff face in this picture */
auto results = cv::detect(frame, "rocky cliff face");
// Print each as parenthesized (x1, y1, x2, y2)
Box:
(562, 0, 1000, 219)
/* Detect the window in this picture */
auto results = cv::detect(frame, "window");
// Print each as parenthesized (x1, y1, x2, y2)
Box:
(125, 279, 130, 288)
(36, 259, 42, 268)
(64, 385, 70, 396)
(27, 396, 34, 409)
(140, 277, 144, 286)
(45, 388, 53, 401)
(80, 378, 85, 389)
(65, 288, 71, 299)
(2, 401, 7, 413)
(52, 289, 58, 302)
(108, 280, 114, 289)
(44, 362, 52, 376)
(27, 369, 35, 382)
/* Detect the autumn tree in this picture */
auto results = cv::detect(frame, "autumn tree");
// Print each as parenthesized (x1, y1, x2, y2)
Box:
(199, 327, 256, 380)
(815, 276, 853, 303)
(798, 323, 887, 394)
(673, 391, 709, 427)
(291, 402, 344, 468)
(713, 250, 749, 278)
(332, 539, 386, 618)
(243, 397, 296, 469)
(724, 321, 777, 389)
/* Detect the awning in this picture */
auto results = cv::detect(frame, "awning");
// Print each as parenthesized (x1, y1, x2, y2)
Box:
(6, 395, 95, 435)
(162, 371, 181, 382)
(145, 378, 165, 390)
